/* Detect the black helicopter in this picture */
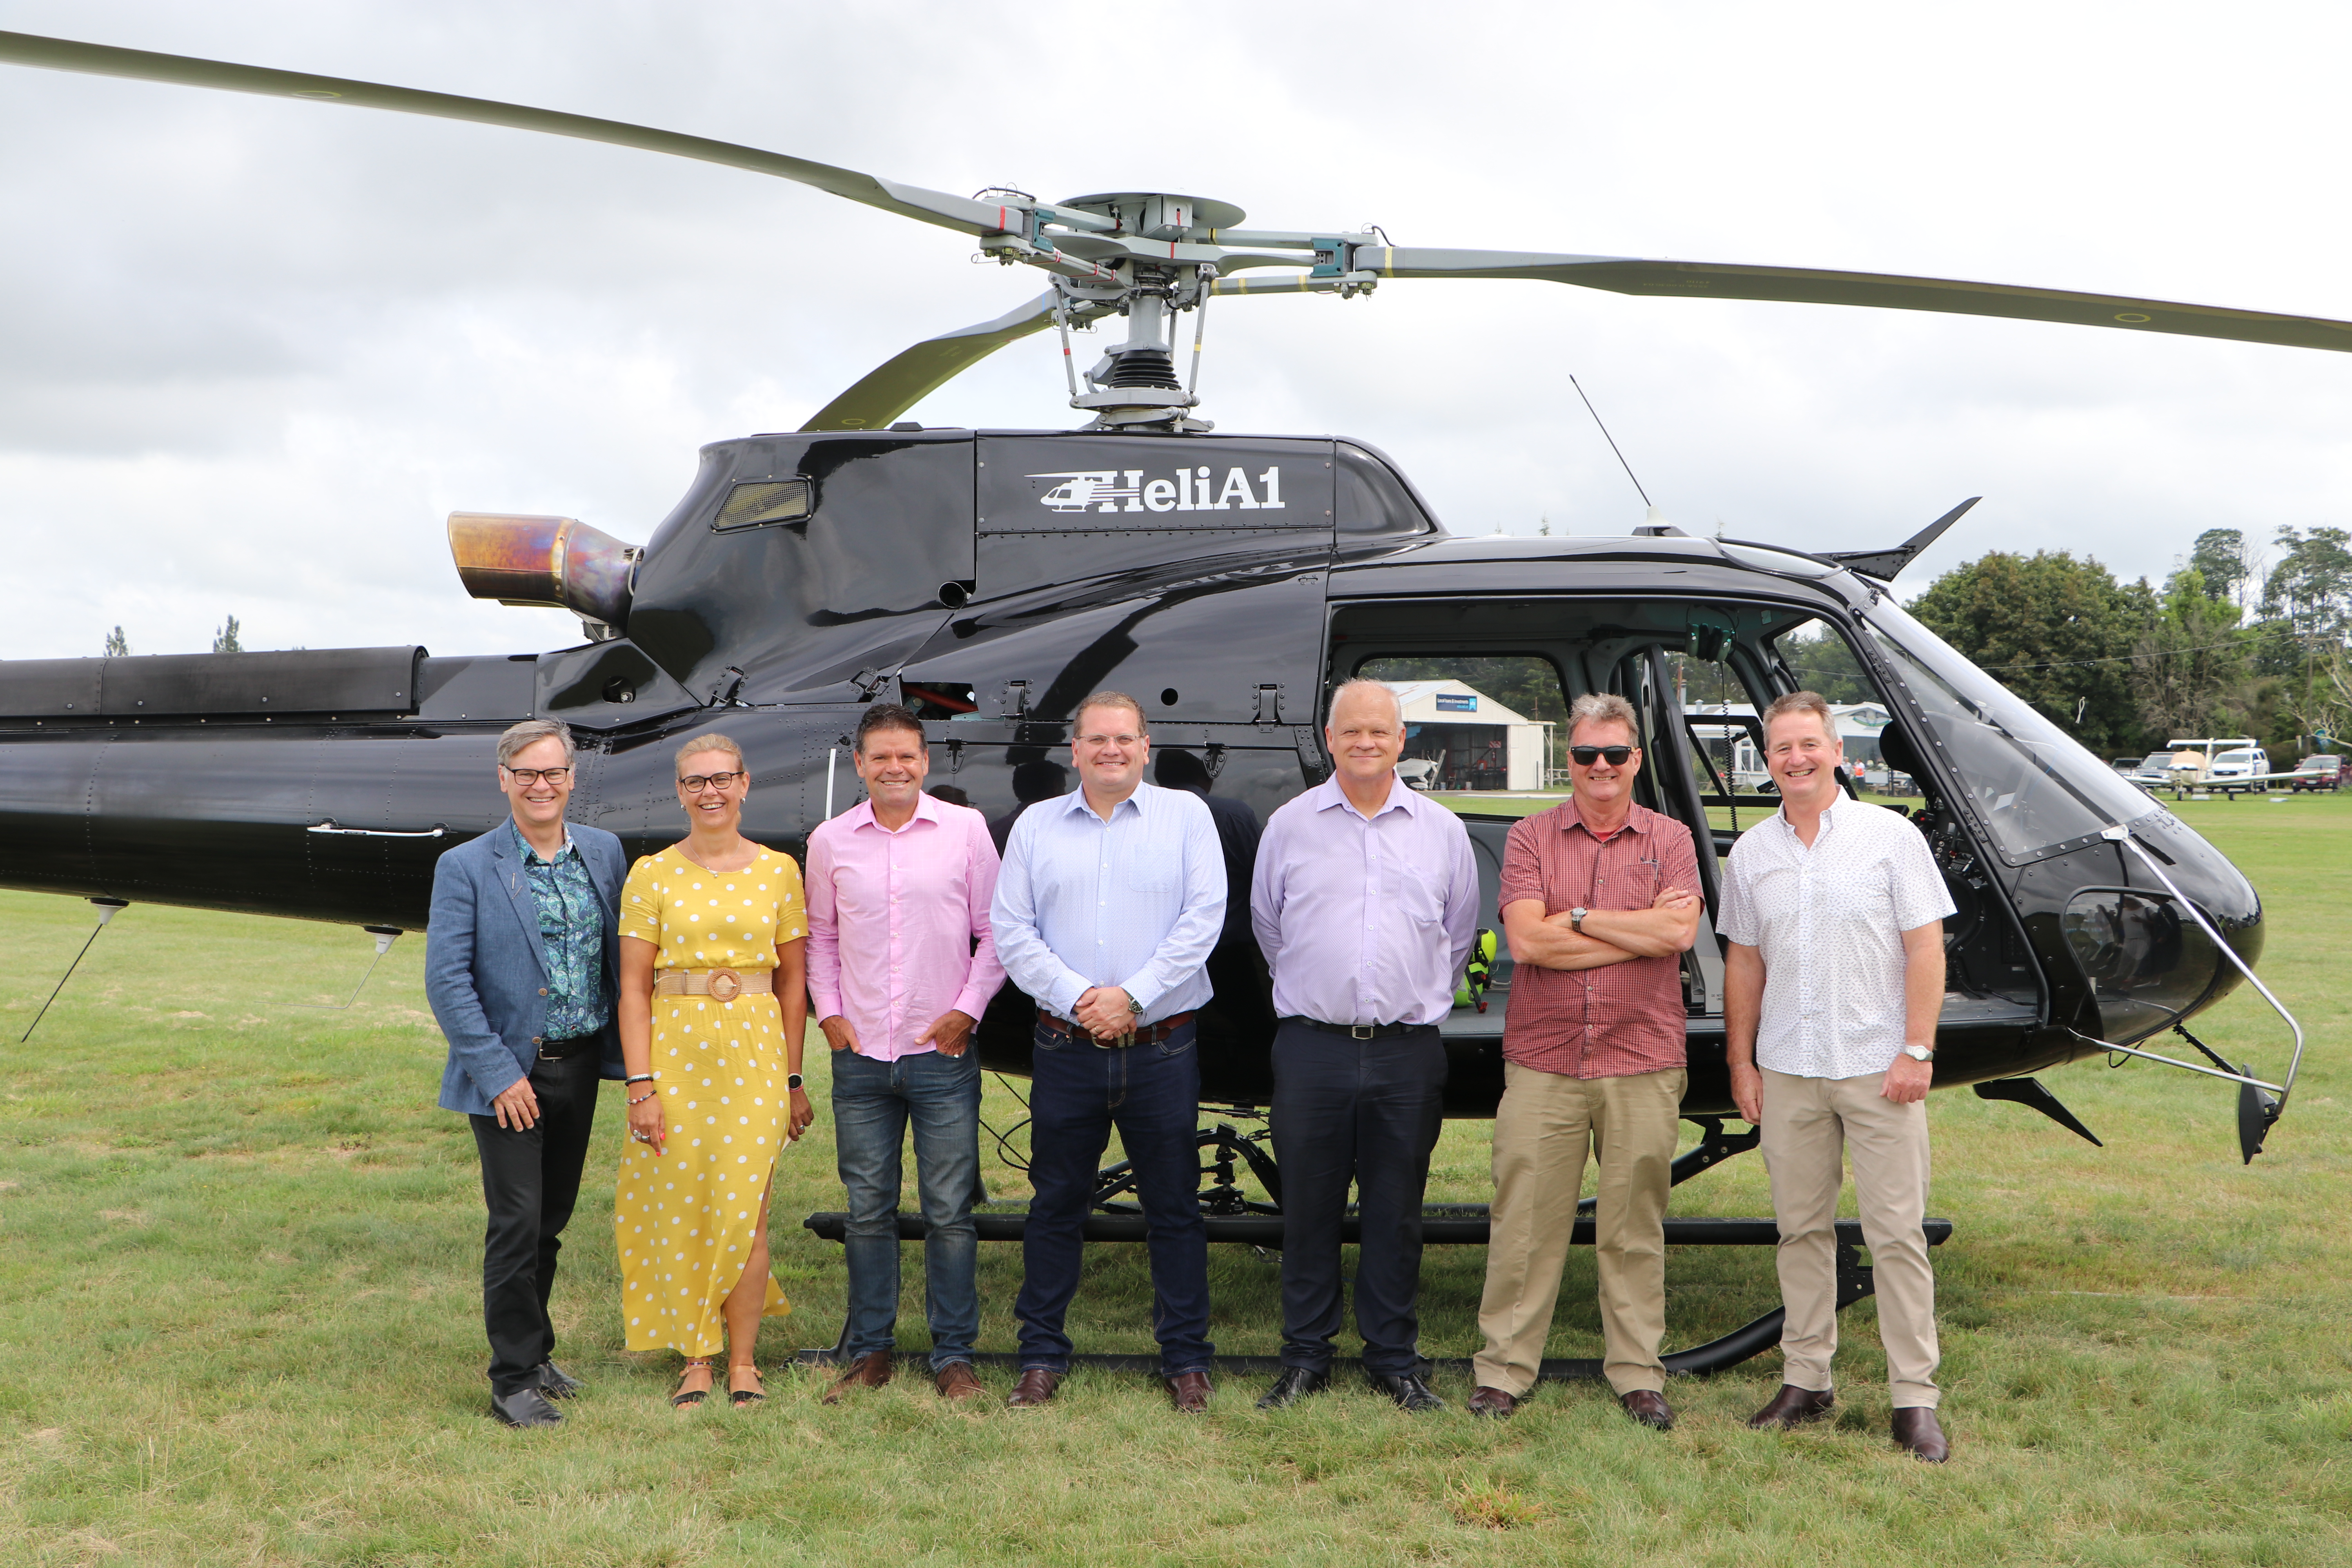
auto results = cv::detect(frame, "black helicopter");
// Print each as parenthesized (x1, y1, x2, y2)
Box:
(0, 28, 2319, 1372)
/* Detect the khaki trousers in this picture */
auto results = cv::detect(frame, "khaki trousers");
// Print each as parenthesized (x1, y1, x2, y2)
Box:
(1474, 1061, 1686, 1397)
(1760, 1067, 1940, 1408)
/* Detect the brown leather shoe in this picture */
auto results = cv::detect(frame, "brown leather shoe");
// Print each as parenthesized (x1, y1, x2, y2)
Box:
(820, 1350, 893, 1406)
(1892, 1406, 1950, 1462)
(1006, 1367, 1061, 1408)
(1620, 1389, 1675, 1430)
(1466, 1385, 1521, 1419)
(1746, 1383, 1836, 1430)
(1165, 1370, 1213, 1414)
(934, 1361, 985, 1403)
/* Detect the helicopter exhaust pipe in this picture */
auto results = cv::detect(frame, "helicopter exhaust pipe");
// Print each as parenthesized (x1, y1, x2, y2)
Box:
(447, 513, 641, 638)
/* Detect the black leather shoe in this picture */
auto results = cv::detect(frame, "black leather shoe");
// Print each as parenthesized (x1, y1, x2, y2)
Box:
(535, 1361, 583, 1399)
(490, 1387, 563, 1428)
(1620, 1389, 1675, 1430)
(1892, 1406, 1951, 1463)
(1747, 1383, 1837, 1430)
(1256, 1367, 1330, 1410)
(1367, 1370, 1446, 1412)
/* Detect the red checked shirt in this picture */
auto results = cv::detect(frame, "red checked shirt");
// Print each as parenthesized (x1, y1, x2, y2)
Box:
(1498, 799, 1700, 1078)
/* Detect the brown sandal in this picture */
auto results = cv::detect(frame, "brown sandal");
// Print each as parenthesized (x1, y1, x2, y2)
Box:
(671, 1357, 715, 1408)
(729, 1365, 766, 1408)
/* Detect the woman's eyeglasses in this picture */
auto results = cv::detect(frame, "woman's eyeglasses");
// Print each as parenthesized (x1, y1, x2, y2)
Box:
(679, 771, 743, 793)
(502, 766, 572, 786)
(1569, 746, 1635, 766)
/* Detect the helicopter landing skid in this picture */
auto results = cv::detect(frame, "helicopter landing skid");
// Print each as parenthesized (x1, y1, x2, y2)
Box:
(794, 1214, 1951, 1378)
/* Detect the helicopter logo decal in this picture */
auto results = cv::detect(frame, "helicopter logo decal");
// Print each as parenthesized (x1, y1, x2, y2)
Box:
(1030, 466, 1288, 514)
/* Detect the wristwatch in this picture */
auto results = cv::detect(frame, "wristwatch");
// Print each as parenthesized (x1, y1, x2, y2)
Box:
(1899, 1044, 1935, 1063)
(1128, 995, 1144, 1015)
(787, 1072, 805, 1091)
(1569, 907, 1589, 933)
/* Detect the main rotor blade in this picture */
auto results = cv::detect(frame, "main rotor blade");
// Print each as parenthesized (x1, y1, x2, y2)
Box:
(1360, 247, 2352, 355)
(802, 292, 1061, 431)
(0, 30, 1010, 238)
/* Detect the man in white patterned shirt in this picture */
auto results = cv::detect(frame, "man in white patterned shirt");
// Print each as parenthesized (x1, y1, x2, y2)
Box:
(1721, 690, 1957, 1463)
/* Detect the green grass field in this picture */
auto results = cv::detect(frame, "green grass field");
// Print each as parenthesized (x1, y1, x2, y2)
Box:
(2, 795, 2346, 1565)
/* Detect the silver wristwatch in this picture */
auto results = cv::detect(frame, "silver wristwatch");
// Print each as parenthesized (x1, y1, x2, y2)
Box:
(1899, 1044, 1935, 1063)
(1569, 907, 1589, 933)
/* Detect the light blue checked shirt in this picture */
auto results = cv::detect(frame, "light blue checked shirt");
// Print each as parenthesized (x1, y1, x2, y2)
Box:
(991, 781, 1226, 1025)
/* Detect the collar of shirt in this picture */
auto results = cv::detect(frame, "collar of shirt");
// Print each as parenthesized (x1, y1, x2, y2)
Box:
(1053, 779, 1155, 824)
(1766, 793, 1852, 842)
(839, 791, 942, 837)
(1549, 796, 1655, 845)
(1308, 771, 1421, 824)
(508, 816, 576, 865)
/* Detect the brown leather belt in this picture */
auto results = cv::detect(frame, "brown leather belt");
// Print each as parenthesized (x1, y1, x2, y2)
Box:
(1036, 1008, 1196, 1048)
(653, 967, 774, 1002)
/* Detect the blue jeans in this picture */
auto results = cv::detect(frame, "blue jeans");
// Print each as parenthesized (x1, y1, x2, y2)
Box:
(831, 1045, 982, 1370)
(1014, 1020, 1214, 1377)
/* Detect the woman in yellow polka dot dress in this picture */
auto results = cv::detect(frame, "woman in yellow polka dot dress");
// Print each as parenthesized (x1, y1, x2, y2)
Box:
(615, 733, 814, 1410)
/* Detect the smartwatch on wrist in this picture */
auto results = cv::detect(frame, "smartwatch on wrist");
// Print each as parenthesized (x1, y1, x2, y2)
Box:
(787, 1072, 805, 1091)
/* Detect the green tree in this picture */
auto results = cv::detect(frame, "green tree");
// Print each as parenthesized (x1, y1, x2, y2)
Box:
(2129, 568, 2250, 742)
(1774, 623, 1875, 703)
(103, 626, 129, 657)
(212, 615, 242, 654)
(1908, 549, 2148, 757)
(2189, 528, 2249, 606)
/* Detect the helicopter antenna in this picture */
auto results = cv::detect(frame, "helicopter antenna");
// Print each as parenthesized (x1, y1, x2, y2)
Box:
(1571, 374, 1653, 509)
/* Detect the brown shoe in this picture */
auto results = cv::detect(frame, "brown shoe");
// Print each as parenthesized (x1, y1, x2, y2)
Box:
(1747, 1383, 1836, 1429)
(1620, 1389, 1675, 1430)
(1007, 1367, 1062, 1408)
(934, 1361, 985, 1403)
(1892, 1406, 1950, 1463)
(1164, 1370, 1213, 1414)
(820, 1350, 893, 1406)
(1466, 1385, 1521, 1419)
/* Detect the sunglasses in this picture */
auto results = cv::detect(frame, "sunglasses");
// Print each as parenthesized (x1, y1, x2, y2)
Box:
(679, 771, 744, 793)
(1570, 746, 1635, 766)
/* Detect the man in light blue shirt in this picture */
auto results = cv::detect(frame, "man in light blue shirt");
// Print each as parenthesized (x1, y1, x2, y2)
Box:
(991, 690, 1225, 1411)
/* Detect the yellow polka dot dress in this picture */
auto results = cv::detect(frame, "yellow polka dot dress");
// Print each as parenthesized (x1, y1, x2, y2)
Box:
(614, 846, 808, 1354)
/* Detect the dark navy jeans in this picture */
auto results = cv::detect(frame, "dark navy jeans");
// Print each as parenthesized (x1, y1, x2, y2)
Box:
(1014, 1020, 1213, 1377)
(831, 1045, 982, 1370)
(1269, 1018, 1447, 1377)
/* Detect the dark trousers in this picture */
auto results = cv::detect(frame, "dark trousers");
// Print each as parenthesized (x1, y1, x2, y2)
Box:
(468, 1046, 601, 1396)
(1015, 1020, 1214, 1377)
(1270, 1018, 1448, 1377)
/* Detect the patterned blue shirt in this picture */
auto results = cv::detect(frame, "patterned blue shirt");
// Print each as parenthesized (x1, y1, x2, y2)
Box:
(511, 819, 609, 1040)
(991, 782, 1225, 1025)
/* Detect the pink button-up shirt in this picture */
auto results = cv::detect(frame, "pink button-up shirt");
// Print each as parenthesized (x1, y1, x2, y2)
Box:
(806, 793, 1007, 1062)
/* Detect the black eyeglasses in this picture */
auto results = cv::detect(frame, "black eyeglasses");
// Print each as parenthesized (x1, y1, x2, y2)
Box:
(502, 766, 572, 785)
(679, 771, 744, 793)
(1570, 746, 1635, 766)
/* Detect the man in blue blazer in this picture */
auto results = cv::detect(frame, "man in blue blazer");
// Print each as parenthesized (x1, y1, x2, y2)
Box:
(426, 719, 629, 1428)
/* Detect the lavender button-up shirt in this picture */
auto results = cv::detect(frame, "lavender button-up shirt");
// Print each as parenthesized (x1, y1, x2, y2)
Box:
(806, 793, 1006, 1062)
(1251, 774, 1481, 1027)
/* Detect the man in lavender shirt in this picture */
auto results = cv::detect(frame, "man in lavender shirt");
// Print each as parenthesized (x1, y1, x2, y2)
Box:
(806, 703, 1006, 1405)
(1250, 678, 1480, 1412)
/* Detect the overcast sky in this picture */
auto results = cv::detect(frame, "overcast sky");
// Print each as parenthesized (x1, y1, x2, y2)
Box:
(2, 0, 2347, 660)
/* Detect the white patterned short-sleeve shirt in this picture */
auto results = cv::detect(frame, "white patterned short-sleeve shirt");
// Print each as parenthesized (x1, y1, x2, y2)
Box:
(1719, 795, 1956, 1080)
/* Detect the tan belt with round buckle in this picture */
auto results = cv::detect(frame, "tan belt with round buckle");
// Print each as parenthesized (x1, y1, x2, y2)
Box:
(653, 967, 774, 1002)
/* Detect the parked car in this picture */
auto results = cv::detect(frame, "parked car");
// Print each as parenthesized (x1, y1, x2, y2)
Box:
(2128, 752, 2181, 788)
(2206, 747, 2271, 784)
(2291, 754, 2346, 792)
(2111, 756, 2142, 775)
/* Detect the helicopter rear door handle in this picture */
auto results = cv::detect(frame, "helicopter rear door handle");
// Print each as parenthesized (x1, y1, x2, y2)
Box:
(309, 820, 448, 838)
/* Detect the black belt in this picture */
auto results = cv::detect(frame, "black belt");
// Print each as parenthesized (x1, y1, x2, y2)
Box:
(533, 1033, 600, 1060)
(1282, 1016, 1437, 1040)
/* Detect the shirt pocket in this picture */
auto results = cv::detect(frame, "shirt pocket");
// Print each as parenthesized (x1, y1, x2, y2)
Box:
(1384, 860, 1446, 926)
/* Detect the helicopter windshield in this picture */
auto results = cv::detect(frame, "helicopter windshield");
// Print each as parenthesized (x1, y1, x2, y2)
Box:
(1854, 597, 2161, 863)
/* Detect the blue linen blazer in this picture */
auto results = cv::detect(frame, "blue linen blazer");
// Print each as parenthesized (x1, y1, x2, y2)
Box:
(425, 820, 629, 1116)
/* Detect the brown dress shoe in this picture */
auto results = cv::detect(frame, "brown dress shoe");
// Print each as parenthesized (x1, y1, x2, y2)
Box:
(934, 1361, 985, 1403)
(1466, 1385, 1521, 1419)
(820, 1350, 893, 1406)
(1746, 1383, 1836, 1430)
(1007, 1367, 1062, 1408)
(1620, 1389, 1675, 1430)
(1892, 1406, 1951, 1462)
(1165, 1370, 1213, 1414)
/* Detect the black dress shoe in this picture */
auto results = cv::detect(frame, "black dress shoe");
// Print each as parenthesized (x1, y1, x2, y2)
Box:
(1256, 1367, 1330, 1410)
(1366, 1370, 1446, 1413)
(1892, 1406, 1951, 1463)
(535, 1361, 583, 1399)
(490, 1387, 563, 1428)
(1620, 1389, 1675, 1430)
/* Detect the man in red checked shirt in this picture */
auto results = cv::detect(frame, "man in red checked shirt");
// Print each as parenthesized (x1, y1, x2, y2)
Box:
(1468, 692, 1701, 1429)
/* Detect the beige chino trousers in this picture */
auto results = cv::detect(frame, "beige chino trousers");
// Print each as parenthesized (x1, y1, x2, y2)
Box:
(1760, 1066, 1940, 1408)
(1474, 1061, 1686, 1397)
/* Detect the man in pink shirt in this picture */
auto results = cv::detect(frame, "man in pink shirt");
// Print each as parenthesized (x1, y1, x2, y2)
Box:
(806, 704, 1006, 1405)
